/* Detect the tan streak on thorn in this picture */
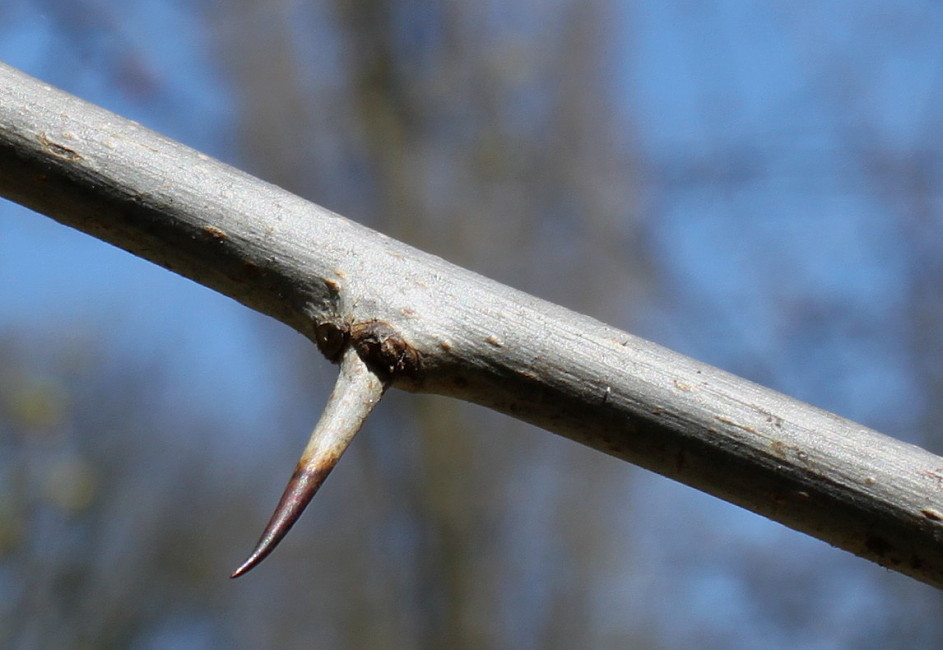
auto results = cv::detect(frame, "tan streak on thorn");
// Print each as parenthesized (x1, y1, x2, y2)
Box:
(231, 347, 386, 578)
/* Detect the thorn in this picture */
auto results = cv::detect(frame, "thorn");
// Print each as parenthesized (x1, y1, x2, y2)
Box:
(231, 347, 386, 578)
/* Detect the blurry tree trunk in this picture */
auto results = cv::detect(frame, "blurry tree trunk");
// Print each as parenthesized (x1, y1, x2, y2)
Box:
(3, 56, 943, 606)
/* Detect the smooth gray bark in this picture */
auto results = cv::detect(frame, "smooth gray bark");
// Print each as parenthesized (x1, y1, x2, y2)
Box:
(2, 62, 943, 589)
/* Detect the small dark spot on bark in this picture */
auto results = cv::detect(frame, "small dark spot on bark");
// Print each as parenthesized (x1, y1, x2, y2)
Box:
(321, 278, 341, 299)
(770, 440, 788, 458)
(517, 369, 539, 382)
(864, 534, 893, 558)
(351, 320, 421, 380)
(315, 321, 348, 362)
(38, 132, 83, 161)
(239, 261, 261, 281)
(921, 508, 943, 521)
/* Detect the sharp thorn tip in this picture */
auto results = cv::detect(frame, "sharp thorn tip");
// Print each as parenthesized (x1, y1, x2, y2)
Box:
(232, 348, 386, 578)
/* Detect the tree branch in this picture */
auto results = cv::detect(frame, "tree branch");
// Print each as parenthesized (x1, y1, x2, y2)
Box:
(2, 62, 942, 589)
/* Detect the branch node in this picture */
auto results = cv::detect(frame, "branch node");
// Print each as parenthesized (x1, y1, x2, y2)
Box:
(350, 319, 421, 380)
(314, 320, 349, 362)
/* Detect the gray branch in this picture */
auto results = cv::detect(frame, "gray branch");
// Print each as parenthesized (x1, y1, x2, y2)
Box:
(2, 62, 942, 589)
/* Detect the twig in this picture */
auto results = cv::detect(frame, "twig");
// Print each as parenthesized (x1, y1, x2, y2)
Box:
(2, 62, 943, 588)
